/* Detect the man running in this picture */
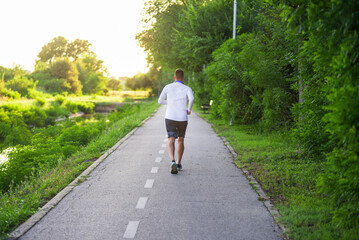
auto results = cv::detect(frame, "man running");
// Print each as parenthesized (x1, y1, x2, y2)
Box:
(158, 69, 194, 174)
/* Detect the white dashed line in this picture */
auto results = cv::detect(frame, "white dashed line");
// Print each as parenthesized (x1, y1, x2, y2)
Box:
(144, 179, 154, 188)
(161, 143, 167, 148)
(123, 221, 139, 239)
(151, 167, 159, 173)
(159, 149, 165, 154)
(164, 138, 168, 142)
(136, 197, 148, 209)
(155, 157, 162, 163)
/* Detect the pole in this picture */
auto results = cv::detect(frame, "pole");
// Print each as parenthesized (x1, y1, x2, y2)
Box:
(233, 0, 237, 39)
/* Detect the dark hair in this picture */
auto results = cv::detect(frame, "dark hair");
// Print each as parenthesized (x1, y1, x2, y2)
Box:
(175, 69, 184, 80)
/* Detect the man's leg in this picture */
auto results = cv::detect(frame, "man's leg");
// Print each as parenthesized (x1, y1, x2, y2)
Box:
(168, 137, 175, 161)
(177, 137, 184, 164)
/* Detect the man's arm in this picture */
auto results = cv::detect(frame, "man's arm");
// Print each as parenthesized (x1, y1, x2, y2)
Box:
(187, 88, 194, 114)
(158, 86, 168, 105)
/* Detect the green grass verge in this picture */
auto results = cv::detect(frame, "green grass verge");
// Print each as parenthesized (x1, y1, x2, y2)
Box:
(196, 109, 357, 240)
(0, 101, 158, 239)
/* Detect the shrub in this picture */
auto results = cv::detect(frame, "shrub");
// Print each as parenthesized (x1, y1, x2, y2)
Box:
(1, 111, 31, 148)
(54, 95, 66, 105)
(76, 102, 95, 114)
(64, 101, 78, 113)
(22, 107, 47, 128)
(0, 88, 21, 99)
(44, 102, 70, 125)
(35, 98, 46, 106)
(57, 124, 100, 147)
(5, 76, 37, 97)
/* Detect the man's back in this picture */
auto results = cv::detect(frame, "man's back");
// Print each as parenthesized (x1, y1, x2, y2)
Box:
(158, 81, 194, 121)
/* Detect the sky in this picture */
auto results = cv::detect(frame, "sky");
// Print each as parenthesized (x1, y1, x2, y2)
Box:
(0, 0, 149, 77)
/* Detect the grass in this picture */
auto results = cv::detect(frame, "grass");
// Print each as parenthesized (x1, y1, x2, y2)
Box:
(0, 100, 158, 239)
(0, 90, 151, 107)
(67, 90, 151, 103)
(196, 109, 357, 240)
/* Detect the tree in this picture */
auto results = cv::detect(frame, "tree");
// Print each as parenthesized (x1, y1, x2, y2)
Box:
(126, 72, 152, 91)
(49, 58, 82, 95)
(136, 0, 185, 69)
(82, 72, 108, 95)
(107, 77, 122, 91)
(79, 53, 107, 75)
(76, 54, 108, 94)
(37, 36, 92, 64)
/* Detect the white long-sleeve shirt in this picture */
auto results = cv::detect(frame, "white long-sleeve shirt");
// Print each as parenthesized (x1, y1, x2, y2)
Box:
(158, 81, 194, 121)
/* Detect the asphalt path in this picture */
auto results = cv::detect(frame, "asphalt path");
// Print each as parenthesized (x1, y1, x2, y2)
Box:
(20, 105, 281, 240)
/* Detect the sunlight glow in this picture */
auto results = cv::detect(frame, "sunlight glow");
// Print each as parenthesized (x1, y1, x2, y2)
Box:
(0, 0, 148, 77)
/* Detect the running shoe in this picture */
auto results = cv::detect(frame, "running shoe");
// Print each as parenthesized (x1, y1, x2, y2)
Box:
(171, 162, 178, 174)
(177, 163, 182, 170)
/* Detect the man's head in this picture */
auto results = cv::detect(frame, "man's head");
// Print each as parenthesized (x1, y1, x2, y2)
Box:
(174, 69, 184, 81)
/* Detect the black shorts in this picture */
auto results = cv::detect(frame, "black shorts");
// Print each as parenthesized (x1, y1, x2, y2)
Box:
(165, 119, 188, 138)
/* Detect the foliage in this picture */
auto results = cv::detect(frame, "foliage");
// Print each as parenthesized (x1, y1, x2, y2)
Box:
(0, 77, 21, 100)
(272, 0, 359, 229)
(5, 76, 37, 97)
(125, 72, 152, 90)
(205, 29, 295, 126)
(78, 53, 107, 75)
(0, 98, 95, 150)
(136, 0, 184, 68)
(0, 101, 139, 192)
(48, 58, 82, 95)
(107, 77, 122, 91)
(173, 0, 253, 70)
(37, 36, 92, 64)
(76, 54, 109, 95)
(81, 72, 108, 95)
(30, 71, 67, 94)
(32, 38, 108, 95)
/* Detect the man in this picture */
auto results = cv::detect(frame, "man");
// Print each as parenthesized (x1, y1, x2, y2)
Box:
(158, 69, 194, 174)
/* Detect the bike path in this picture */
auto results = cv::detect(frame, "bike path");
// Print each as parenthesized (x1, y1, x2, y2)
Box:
(20, 105, 281, 240)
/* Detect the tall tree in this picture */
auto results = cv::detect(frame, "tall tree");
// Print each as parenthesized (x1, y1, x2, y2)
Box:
(37, 36, 92, 64)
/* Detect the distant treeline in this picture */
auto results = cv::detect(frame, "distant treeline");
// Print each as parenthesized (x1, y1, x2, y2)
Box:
(0, 36, 153, 100)
(137, 0, 359, 233)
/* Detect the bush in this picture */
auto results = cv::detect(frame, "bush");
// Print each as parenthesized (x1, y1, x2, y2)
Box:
(54, 94, 66, 105)
(0, 111, 31, 149)
(0, 88, 21, 99)
(57, 124, 100, 147)
(5, 76, 37, 97)
(35, 98, 46, 106)
(44, 102, 70, 125)
(41, 78, 67, 93)
(22, 107, 47, 128)
(64, 101, 78, 113)
(76, 102, 95, 114)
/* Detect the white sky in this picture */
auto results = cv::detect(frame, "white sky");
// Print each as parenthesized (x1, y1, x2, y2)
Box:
(0, 0, 149, 77)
